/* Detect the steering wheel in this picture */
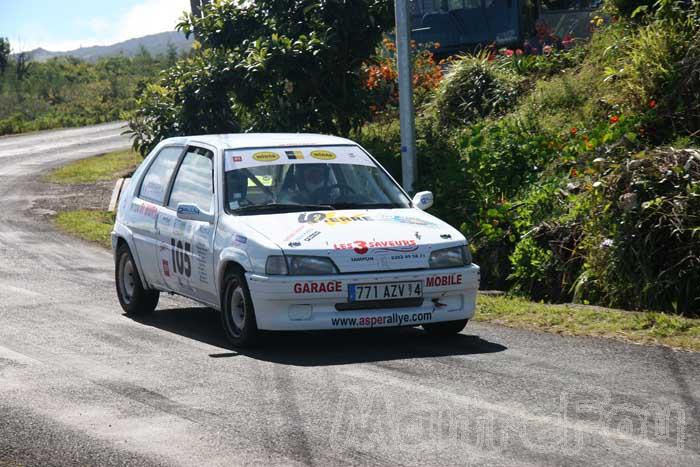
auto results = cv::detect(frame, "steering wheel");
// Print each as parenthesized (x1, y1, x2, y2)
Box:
(311, 183, 356, 203)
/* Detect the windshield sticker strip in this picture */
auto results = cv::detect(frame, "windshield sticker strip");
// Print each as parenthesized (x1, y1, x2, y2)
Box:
(224, 146, 375, 171)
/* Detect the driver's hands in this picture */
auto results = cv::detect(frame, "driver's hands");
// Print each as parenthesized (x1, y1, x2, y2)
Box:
(328, 186, 341, 202)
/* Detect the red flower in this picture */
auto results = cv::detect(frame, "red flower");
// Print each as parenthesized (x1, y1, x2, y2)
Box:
(515, 49, 524, 56)
(503, 49, 514, 57)
(610, 115, 619, 124)
(570, 127, 577, 136)
(649, 99, 657, 109)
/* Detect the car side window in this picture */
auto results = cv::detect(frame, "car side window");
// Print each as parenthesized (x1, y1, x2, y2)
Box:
(139, 146, 183, 204)
(168, 147, 214, 213)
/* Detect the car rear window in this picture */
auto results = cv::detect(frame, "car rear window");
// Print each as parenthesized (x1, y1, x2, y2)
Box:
(168, 149, 214, 212)
(139, 146, 183, 204)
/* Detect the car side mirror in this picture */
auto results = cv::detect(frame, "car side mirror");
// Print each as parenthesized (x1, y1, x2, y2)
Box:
(412, 191, 434, 210)
(177, 203, 214, 224)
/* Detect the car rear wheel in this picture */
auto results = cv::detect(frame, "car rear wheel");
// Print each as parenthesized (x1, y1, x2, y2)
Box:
(115, 243, 159, 315)
(221, 268, 259, 347)
(423, 319, 468, 336)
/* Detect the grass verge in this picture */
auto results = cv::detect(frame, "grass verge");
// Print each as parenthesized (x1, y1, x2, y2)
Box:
(55, 210, 115, 249)
(476, 295, 700, 352)
(45, 149, 141, 184)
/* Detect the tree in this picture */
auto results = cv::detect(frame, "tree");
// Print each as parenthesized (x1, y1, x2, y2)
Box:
(15, 52, 32, 81)
(129, 0, 394, 155)
(0, 38, 10, 75)
(189, 0, 210, 38)
(165, 41, 178, 66)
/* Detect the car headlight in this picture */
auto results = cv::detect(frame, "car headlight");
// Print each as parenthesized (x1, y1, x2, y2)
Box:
(266, 255, 339, 275)
(429, 245, 471, 269)
(265, 256, 288, 275)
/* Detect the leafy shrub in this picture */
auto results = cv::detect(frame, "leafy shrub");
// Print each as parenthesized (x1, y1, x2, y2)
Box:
(363, 39, 444, 115)
(353, 119, 402, 179)
(129, 50, 241, 155)
(577, 149, 700, 314)
(669, 34, 700, 136)
(130, 0, 394, 155)
(431, 55, 520, 129)
(604, 0, 657, 19)
(496, 46, 588, 78)
(508, 236, 558, 300)
(610, 22, 689, 108)
(0, 54, 168, 136)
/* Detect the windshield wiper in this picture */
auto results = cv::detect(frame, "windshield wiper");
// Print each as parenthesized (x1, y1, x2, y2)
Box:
(232, 203, 334, 214)
(331, 203, 400, 210)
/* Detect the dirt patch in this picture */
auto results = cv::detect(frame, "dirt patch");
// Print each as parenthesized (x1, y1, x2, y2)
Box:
(28, 176, 116, 221)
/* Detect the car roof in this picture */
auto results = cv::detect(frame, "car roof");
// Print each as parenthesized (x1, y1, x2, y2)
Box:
(161, 133, 358, 151)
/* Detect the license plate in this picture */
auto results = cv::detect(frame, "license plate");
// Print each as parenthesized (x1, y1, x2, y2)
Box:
(348, 281, 423, 302)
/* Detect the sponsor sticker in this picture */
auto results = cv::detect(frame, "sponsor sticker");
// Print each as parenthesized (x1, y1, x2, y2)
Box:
(294, 281, 343, 294)
(333, 239, 417, 255)
(303, 230, 321, 242)
(298, 212, 372, 226)
(425, 274, 463, 287)
(285, 150, 304, 160)
(131, 201, 158, 219)
(310, 150, 336, 161)
(234, 234, 248, 244)
(377, 214, 438, 227)
(224, 146, 375, 171)
(177, 204, 200, 215)
(252, 151, 280, 162)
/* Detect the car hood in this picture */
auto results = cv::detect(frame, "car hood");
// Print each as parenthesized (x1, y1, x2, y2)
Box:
(241, 208, 464, 273)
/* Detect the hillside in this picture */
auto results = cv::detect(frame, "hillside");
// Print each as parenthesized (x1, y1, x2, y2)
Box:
(26, 31, 193, 62)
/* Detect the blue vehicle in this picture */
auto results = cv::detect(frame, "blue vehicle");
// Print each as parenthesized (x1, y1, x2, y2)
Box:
(410, 0, 602, 55)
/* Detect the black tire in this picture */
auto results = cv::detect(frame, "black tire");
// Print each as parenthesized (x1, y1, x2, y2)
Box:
(115, 243, 159, 315)
(220, 268, 259, 347)
(423, 319, 468, 336)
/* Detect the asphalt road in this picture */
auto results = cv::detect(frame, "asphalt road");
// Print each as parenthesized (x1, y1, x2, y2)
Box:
(0, 123, 698, 466)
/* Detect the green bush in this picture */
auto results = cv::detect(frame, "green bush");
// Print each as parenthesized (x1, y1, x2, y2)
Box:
(431, 55, 520, 129)
(129, 50, 242, 155)
(576, 149, 700, 314)
(604, 0, 657, 19)
(354, 119, 402, 179)
(130, 0, 394, 156)
(608, 22, 690, 109)
(669, 35, 700, 136)
(0, 53, 168, 136)
(508, 236, 558, 300)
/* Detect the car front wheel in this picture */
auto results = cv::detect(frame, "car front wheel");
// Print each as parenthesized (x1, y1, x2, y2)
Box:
(221, 268, 259, 347)
(422, 319, 468, 336)
(115, 243, 159, 315)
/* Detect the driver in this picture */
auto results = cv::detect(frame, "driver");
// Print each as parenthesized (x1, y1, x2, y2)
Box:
(282, 164, 333, 204)
(297, 164, 328, 195)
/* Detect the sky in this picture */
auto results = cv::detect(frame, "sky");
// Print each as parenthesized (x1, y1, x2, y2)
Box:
(0, 0, 191, 52)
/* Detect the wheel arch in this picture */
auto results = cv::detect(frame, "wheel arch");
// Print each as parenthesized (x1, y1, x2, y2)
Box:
(217, 259, 246, 296)
(113, 228, 150, 290)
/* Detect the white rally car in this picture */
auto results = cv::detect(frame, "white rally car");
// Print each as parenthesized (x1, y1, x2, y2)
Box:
(112, 134, 479, 346)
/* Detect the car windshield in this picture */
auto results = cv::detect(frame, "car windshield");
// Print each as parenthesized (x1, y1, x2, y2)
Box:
(224, 146, 411, 214)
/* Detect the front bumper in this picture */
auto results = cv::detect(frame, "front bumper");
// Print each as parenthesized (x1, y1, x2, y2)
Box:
(246, 264, 480, 330)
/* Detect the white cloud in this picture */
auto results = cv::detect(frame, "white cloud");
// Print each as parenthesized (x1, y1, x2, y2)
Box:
(14, 0, 191, 52)
(116, 0, 191, 42)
